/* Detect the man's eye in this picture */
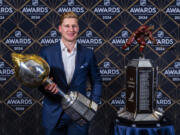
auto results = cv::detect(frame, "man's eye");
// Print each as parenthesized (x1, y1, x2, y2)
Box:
(72, 25, 77, 28)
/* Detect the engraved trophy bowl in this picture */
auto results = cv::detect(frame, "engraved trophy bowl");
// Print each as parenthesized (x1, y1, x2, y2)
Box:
(11, 53, 98, 125)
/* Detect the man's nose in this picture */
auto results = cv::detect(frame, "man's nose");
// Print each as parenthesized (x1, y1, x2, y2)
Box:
(69, 26, 74, 31)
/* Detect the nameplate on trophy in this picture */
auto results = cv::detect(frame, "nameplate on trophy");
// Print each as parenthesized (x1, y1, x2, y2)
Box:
(138, 68, 153, 113)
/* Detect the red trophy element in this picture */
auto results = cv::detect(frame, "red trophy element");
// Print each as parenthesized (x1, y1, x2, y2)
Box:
(122, 25, 157, 52)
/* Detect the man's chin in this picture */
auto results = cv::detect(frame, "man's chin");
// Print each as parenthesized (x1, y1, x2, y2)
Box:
(66, 38, 77, 42)
(62, 37, 77, 43)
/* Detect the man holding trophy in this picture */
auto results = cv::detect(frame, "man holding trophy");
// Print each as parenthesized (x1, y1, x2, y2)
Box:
(39, 12, 102, 135)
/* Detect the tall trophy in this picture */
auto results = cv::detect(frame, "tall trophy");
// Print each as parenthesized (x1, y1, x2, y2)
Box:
(117, 25, 163, 122)
(11, 53, 98, 125)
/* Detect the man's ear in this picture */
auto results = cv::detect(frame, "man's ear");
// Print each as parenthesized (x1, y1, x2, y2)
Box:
(58, 25, 61, 33)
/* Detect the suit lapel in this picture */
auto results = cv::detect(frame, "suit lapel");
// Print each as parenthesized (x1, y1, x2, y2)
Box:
(70, 44, 83, 85)
(55, 44, 68, 86)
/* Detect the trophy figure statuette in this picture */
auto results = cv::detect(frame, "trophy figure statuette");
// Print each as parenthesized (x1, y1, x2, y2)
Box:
(11, 53, 98, 125)
(117, 25, 163, 122)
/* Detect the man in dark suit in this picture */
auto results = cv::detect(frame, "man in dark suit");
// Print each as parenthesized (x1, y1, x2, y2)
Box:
(39, 12, 102, 135)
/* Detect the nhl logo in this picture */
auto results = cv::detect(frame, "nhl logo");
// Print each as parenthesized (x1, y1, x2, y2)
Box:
(140, 0, 147, 6)
(50, 31, 57, 38)
(68, 0, 74, 6)
(176, 0, 180, 7)
(15, 31, 21, 38)
(0, 0, 3, 6)
(86, 30, 92, 38)
(32, 0, 38, 6)
(157, 31, 164, 38)
(104, 0, 110, 6)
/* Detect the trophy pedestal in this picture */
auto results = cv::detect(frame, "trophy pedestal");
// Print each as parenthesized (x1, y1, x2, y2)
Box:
(118, 57, 163, 122)
(117, 109, 163, 122)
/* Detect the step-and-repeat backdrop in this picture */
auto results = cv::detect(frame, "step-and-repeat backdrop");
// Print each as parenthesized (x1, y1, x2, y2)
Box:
(0, 0, 180, 135)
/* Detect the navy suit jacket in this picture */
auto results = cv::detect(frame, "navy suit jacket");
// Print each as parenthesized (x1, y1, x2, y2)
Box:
(39, 42, 102, 129)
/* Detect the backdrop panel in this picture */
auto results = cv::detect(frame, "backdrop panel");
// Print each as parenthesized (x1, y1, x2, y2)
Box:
(0, 0, 180, 135)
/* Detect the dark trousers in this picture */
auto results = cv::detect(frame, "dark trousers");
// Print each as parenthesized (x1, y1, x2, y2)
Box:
(43, 113, 89, 135)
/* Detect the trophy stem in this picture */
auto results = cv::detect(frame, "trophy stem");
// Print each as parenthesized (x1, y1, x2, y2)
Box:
(139, 51, 144, 59)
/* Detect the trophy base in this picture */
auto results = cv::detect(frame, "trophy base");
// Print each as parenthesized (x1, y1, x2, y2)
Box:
(117, 108, 163, 123)
(61, 91, 98, 125)
(115, 115, 170, 128)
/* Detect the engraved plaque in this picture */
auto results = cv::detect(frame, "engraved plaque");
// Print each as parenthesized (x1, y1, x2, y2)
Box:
(138, 68, 153, 113)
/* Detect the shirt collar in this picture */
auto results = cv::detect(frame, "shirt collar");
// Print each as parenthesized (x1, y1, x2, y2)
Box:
(60, 39, 77, 52)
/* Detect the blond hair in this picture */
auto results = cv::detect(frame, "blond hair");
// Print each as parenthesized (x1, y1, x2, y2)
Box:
(60, 12, 79, 25)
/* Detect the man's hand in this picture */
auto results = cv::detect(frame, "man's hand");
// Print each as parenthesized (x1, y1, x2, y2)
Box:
(44, 78, 59, 94)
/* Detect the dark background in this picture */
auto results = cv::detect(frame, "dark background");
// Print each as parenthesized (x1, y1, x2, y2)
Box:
(0, 0, 180, 135)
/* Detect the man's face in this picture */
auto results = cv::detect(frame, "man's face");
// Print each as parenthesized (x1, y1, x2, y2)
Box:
(59, 18, 79, 43)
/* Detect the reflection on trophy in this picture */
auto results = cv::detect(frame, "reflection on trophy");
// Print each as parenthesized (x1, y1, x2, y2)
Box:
(117, 25, 163, 122)
(11, 53, 98, 125)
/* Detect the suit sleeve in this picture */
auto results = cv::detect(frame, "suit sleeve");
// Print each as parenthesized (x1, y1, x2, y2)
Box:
(39, 47, 47, 60)
(89, 51, 102, 104)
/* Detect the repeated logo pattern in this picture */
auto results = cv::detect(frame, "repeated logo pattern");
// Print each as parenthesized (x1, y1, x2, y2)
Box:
(0, 0, 180, 135)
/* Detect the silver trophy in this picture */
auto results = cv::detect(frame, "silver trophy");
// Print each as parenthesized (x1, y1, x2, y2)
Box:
(118, 25, 163, 122)
(11, 53, 98, 125)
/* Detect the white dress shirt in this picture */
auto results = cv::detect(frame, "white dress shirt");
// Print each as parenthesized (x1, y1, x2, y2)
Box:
(60, 40, 77, 84)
